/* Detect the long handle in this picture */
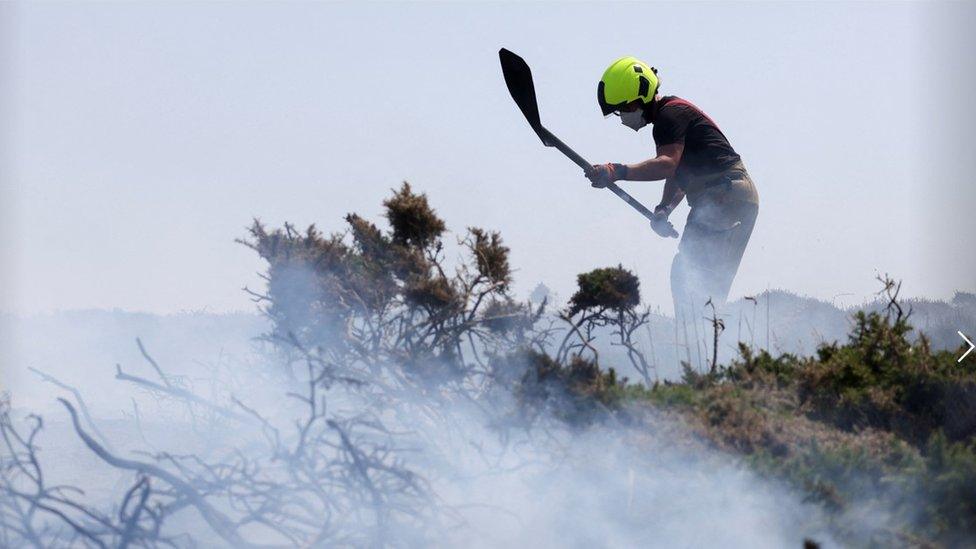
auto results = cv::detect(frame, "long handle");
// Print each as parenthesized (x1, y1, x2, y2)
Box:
(537, 127, 657, 222)
(604, 183, 656, 221)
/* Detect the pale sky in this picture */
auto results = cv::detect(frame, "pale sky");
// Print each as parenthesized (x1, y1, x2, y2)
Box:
(2, 1, 974, 315)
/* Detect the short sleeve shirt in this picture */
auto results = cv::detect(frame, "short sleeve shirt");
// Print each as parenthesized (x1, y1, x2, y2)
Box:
(652, 96, 741, 186)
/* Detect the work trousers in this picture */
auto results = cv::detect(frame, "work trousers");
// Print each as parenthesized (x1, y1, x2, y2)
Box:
(671, 161, 759, 324)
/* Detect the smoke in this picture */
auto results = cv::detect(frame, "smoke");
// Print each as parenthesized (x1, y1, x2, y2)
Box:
(415, 404, 835, 548)
(1, 309, 840, 547)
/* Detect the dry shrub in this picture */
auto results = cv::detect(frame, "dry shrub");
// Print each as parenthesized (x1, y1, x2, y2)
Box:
(468, 228, 511, 288)
(240, 182, 546, 394)
(383, 182, 446, 248)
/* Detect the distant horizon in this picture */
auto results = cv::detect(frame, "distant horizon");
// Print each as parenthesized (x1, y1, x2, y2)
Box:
(3, 284, 973, 318)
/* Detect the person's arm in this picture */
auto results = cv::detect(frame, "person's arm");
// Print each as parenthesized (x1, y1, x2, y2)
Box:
(586, 142, 684, 188)
(656, 177, 685, 216)
(649, 176, 682, 238)
(623, 142, 684, 182)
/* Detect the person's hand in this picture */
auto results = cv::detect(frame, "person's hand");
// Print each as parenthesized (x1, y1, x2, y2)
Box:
(587, 163, 618, 188)
(650, 207, 679, 238)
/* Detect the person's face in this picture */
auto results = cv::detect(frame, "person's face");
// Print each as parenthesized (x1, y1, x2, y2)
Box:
(614, 101, 647, 131)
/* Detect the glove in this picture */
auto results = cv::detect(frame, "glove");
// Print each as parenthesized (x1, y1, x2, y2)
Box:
(650, 205, 679, 238)
(587, 163, 627, 188)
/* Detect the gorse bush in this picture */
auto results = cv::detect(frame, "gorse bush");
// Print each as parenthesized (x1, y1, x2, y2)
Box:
(383, 182, 446, 248)
(496, 349, 626, 425)
(241, 183, 634, 421)
(910, 433, 976, 539)
(559, 266, 655, 386)
(241, 182, 539, 388)
(568, 266, 640, 316)
(724, 343, 799, 389)
(798, 309, 976, 444)
(646, 277, 976, 546)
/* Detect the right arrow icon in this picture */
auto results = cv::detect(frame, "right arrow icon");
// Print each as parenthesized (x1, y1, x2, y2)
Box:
(960, 331, 975, 363)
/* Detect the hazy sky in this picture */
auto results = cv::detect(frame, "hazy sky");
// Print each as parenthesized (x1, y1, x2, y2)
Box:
(2, 1, 973, 314)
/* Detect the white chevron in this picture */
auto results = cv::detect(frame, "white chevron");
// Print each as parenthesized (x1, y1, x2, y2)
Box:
(960, 331, 975, 363)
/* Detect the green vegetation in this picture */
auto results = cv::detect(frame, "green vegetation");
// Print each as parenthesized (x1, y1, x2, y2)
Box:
(568, 266, 641, 316)
(511, 349, 626, 425)
(636, 294, 976, 547)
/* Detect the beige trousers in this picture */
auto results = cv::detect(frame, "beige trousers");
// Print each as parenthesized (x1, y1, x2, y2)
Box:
(671, 161, 759, 323)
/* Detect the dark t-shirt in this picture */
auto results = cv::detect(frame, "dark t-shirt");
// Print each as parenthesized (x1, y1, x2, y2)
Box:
(652, 96, 740, 187)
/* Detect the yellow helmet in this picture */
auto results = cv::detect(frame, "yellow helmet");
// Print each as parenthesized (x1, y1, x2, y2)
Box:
(597, 56, 660, 116)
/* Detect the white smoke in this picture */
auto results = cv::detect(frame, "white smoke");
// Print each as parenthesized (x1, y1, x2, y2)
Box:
(1, 310, 839, 547)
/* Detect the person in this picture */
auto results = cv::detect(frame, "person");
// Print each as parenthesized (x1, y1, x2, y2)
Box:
(587, 56, 759, 324)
